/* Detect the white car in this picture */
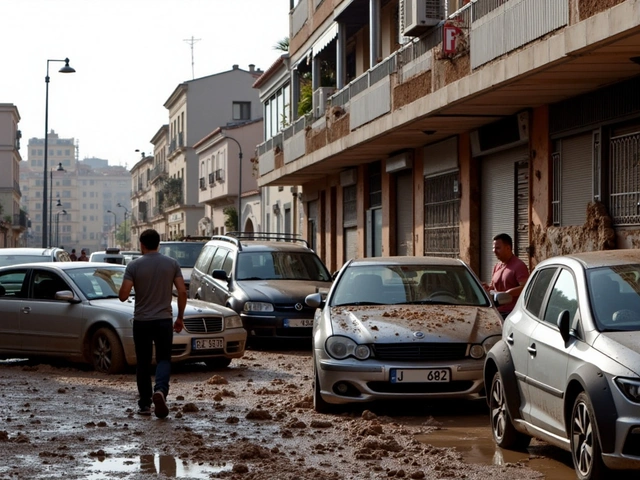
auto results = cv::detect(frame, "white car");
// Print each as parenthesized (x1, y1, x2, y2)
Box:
(0, 262, 247, 373)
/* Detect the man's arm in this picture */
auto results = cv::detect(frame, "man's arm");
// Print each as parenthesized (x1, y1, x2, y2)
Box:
(119, 278, 134, 302)
(173, 276, 187, 333)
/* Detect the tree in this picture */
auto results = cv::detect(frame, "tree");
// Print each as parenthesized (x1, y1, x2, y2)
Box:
(273, 37, 289, 52)
(161, 177, 183, 209)
(223, 206, 238, 231)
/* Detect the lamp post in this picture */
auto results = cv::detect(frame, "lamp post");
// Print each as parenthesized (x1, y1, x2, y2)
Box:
(42, 58, 75, 248)
(55, 209, 67, 247)
(117, 203, 129, 248)
(223, 136, 243, 231)
(107, 210, 117, 248)
(49, 162, 65, 247)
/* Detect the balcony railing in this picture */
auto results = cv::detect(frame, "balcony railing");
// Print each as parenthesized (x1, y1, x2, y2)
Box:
(199, 177, 206, 190)
(150, 162, 166, 182)
(12, 210, 27, 229)
(153, 205, 164, 217)
(215, 169, 224, 182)
(208, 172, 215, 185)
(14, 180, 21, 196)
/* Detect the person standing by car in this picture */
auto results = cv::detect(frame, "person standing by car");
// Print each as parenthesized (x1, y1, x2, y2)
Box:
(69, 249, 78, 261)
(78, 249, 89, 261)
(483, 233, 529, 319)
(118, 229, 187, 418)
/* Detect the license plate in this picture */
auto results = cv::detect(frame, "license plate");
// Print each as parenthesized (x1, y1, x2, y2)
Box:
(192, 338, 223, 350)
(283, 318, 314, 327)
(390, 368, 450, 383)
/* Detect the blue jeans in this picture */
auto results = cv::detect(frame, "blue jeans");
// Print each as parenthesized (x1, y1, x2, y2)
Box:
(133, 318, 173, 409)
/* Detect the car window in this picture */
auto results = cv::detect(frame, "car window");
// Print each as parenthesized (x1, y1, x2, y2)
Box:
(159, 242, 206, 268)
(0, 269, 28, 297)
(524, 267, 558, 318)
(67, 267, 124, 299)
(208, 247, 230, 275)
(195, 245, 217, 272)
(31, 270, 70, 300)
(588, 265, 640, 330)
(221, 251, 235, 275)
(543, 268, 578, 325)
(235, 251, 331, 281)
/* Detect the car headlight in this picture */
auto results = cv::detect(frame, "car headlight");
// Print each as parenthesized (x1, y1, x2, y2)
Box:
(482, 335, 502, 354)
(243, 302, 274, 312)
(615, 377, 640, 403)
(325, 336, 371, 360)
(225, 315, 243, 329)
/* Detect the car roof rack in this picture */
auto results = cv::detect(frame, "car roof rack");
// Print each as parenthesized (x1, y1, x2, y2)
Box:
(212, 232, 310, 251)
(178, 235, 211, 242)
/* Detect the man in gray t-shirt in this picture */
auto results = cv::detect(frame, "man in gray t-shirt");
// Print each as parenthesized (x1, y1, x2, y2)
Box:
(119, 229, 187, 418)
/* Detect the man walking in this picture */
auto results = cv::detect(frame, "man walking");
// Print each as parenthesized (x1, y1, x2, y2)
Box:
(483, 233, 529, 319)
(118, 229, 187, 418)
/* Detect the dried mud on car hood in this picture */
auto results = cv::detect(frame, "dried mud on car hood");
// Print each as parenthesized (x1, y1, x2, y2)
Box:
(329, 305, 502, 343)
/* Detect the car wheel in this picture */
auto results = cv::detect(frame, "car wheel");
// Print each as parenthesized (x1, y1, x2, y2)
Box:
(571, 392, 607, 480)
(489, 371, 531, 449)
(90, 327, 126, 374)
(204, 358, 232, 369)
(313, 363, 333, 414)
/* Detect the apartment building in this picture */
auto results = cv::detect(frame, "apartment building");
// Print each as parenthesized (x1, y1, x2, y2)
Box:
(160, 64, 263, 239)
(256, 0, 640, 280)
(0, 104, 26, 247)
(130, 152, 155, 247)
(22, 132, 131, 253)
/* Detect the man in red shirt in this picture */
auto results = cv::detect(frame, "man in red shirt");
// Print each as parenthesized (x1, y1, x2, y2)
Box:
(484, 233, 529, 318)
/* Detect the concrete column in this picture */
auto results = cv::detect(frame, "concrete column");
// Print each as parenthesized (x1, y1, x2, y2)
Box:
(369, 0, 381, 66)
(336, 22, 347, 89)
(312, 56, 320, 91)
(290, 69, 300, 120)
(413, 147, 425, 256)
(458, 133, 480, 274)
(530, 105, 551, 267)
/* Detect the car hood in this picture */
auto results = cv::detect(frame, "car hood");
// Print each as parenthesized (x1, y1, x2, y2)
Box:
(593, 332, 640, 375)
(237, 280, 332, 303)
(88, 298, 232, 318)
(328, 305, 502, 343)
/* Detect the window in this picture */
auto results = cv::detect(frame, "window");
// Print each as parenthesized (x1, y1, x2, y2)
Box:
(232, 101, 251, 121)
(543, 269, 578, 325)
(609, 129, 640, 225)
(524, 267, 558, 318)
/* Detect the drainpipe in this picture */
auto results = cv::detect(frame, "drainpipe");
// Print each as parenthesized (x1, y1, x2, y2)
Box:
(370, 0, 381, 66)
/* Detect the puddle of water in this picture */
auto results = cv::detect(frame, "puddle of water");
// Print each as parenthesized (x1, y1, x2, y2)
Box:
(416, 421, 576, 480)
(86, 454, 232, 479)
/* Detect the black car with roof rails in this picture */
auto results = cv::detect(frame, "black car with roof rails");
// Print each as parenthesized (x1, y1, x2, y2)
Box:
(189, 232, 332, 339)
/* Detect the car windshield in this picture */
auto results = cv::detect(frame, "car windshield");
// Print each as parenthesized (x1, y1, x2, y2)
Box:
(331, 264, 489, 307)
(66, 266, 126, 300)
(587, 265, 640, 331)
(0, 255, 52, 266)
(236, 251, 331, 281)
(158, 243, 205, 268)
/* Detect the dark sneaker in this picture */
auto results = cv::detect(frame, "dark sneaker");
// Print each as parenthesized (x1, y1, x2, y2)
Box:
(137, 406, 151, 416)
(152, 391, 169, 419)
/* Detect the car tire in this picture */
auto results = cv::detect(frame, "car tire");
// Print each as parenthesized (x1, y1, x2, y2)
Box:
(571, 392, 608, 480)
(204, 358, 232, 369)
(313, 364, 333, 414)
(489, 371, 531, 449)
(90, 327, 126, 374)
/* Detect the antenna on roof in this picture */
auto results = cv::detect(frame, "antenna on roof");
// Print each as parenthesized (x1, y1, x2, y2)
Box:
(183, 36, 201, 80)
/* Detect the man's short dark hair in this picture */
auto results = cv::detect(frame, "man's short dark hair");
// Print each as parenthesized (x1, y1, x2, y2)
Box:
(140, 229, 160, 250)
(493, 233, 513, 248)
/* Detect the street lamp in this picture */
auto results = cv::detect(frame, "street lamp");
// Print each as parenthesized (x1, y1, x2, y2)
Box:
(223, 136, 243, 231)
(55, 209, 67, 247)
(106, 210, 117, 247)
(42, 57, 75, 248)
(117, 203, 129, 248)
(49, 162, 65, 247)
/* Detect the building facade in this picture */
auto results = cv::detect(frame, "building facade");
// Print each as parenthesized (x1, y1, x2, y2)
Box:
(256, 0, 640, 279)
(0, 103, 26, 247)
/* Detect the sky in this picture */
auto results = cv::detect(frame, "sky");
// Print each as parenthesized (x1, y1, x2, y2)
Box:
(1, 0, 291, 168)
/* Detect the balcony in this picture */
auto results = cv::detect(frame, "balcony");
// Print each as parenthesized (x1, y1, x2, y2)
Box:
(215, 169, 224, 182)
(199, 177, 206, 190)
(12, 210, 27, 230)
(150, 162, 166, 183)
(208, 172, 216, 185)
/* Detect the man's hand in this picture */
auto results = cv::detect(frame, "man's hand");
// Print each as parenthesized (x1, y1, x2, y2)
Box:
(174, 316, 184, 333)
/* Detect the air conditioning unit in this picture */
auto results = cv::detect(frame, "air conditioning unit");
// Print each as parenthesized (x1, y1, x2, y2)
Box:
(312, 87, 333, 118)
(400, 0, 444, 37)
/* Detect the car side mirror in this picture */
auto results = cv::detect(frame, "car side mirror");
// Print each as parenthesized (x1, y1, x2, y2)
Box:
(305, 292, 324, 309)
(56, 290, 81, 304)
(493, 292, 512, 307)
(557, 309, 572, 343)
(211, 269, 228, 281)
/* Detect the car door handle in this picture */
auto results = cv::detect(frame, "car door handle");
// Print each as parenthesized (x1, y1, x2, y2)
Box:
(527, 344, 537, 356)
(506, 333, 514, 345)
(21, 307, 31, 313)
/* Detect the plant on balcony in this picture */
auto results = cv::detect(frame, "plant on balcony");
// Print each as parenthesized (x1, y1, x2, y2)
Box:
(223, 206, 238, 231)
(161, 177, 183, 209)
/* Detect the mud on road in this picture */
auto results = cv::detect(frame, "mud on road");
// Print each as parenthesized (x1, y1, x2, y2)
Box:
(0, 346, 560, 480)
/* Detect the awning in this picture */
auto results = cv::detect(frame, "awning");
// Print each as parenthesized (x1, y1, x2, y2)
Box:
(312, 22, 338, 58)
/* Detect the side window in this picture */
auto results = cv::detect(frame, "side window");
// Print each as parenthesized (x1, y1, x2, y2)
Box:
(0, 269, 28, 298)
(221, 251, 235, 276)
(208, 247, 229, 275)
(524, 267, 558, 319)
(543, 269, 579, 325)
(32, 270, 70, 300)
(195, 245, 216, 272)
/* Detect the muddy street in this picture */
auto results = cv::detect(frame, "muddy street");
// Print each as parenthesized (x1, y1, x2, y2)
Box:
(0, 346, 578, 480)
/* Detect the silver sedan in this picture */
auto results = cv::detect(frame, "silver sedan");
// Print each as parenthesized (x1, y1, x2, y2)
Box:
(0, 262, 246, 373)
(306, 256, 507, 413)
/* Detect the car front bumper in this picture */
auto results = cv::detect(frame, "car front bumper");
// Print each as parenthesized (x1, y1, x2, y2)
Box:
(170, 329, 247, 362)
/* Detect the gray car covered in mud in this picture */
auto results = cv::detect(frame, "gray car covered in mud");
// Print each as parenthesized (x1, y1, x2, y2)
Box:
(305, 256, 508, 413)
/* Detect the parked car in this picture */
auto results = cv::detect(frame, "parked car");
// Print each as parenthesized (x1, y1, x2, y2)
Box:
(0, 247, 71, 266)
(484, 249, 640, 480)
(305, 256, 508, 412)
(120, 250, 142, 264)
(0, 262, 246, 373)
(158, 239, 208, 294)
(89, 247, 125, 264)
(190, 233, 333, 339)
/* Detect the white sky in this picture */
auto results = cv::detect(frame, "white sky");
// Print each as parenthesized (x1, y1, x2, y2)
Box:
(1, 0, 290, 168)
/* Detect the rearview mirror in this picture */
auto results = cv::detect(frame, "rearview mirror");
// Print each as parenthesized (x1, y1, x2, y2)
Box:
(306, 292, 324, 309)
(493, 292, 512, 307)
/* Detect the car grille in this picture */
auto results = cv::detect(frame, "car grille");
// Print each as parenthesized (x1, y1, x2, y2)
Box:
(372, 343, 468, 362)
(274, 303, 315, 315)
(367, 381, 474, 394)
(183, 317, 223, 333)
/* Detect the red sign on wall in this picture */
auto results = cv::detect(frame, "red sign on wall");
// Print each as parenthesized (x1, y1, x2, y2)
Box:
(443, 25, 462, 55)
